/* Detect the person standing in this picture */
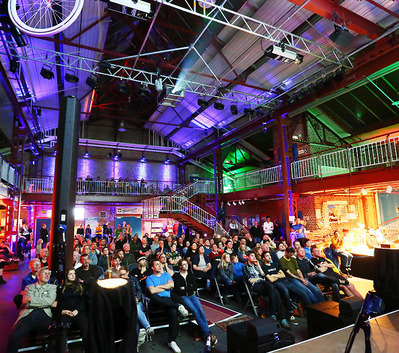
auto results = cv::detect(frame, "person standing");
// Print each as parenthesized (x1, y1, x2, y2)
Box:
(40, 223, 49, 247)
(250, 221, 262, 244)
(217, 202, 226, 227)
(263, 216, 274, 240)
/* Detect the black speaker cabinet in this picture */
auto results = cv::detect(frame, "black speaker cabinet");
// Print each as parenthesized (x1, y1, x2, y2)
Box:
(339, 296, 363, 316)
(227, 319, 295, 353)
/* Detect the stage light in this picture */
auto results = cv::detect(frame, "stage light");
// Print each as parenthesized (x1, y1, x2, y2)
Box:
(155, 78, 163, 92)
(264, 44, 303, 64)
(198, 0, 216, 8)
(118, 121, 126, 132)
(230, 104, 238, 115)
(86, 75, 100, 90)
(139, 83, 151, 97)
(255, 108, 263, 117)
(214, 101, 225, 110)
(329, 25, 354, 47)
(227, 202, 231, 206)
(65, 69, 79, 83)
(40, 65, 54, 80)
(244, 107, 253, 114)
(84, 150, 89, 158)
(99, 60, 112, 70)
(361, 188, 367, 195)
(140, 154, 146, 163)
(36, 107, 41, 116)
(241, 200, 245, 205)
(164, 156, 170, 164)
(386, 185, 392, 194)
(198, 97, 208, 107)
(9, 59, 20, 74)
(232, 201, 236, 206)
(118, 82, 128, 93)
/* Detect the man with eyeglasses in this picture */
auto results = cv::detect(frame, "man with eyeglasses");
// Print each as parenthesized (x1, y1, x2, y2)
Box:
(6, 267, 56, 353)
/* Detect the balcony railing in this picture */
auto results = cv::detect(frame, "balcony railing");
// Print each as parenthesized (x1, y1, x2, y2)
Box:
(22, 177, 180, 196)
(223, 165, 282, 192)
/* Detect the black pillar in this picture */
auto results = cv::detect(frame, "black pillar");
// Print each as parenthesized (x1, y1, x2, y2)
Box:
(213, 147, 223, 210)
(49, 96, 81, 276)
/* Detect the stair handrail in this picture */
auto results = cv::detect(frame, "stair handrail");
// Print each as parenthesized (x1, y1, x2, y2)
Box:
(377, 217, 399, 243)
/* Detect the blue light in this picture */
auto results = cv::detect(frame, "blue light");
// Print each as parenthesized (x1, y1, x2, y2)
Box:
(164, 158, 170, 164)
(84, 151, 89, 158)
(140, 156, 146, 163)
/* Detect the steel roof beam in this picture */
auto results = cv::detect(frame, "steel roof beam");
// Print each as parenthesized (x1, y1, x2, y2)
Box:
(286, 0, 385, 39)
(153, 0, 351, 67)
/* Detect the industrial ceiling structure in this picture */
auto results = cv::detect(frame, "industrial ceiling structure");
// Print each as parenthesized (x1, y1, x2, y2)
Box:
(0, 0, 399, 175)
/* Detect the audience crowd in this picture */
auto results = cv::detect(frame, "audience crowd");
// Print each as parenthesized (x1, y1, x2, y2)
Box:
(5, 219, 363, 353)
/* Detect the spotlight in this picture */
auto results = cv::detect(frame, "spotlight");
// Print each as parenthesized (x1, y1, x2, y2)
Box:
(264, 44, 303, 64)
(386, 185, 392, 194)
(40, 64, 54, 80)
(65, 69, 79, 83)
(227, 202, 231, 206)
(329, 25, 354, 47)
(36, 107, 41, 116)
(155, 78, 163, 92)
(164, 155, 170, 164)
(138, 83, 151, 97)
(361, 188, 367, 195)
(255, 108, 263, 117)
(99, 60, 112, 70)
(242, 200, 245, 205)
(232, 201, 236, 206)
(84, 151, 89, 158)
(113, 153, 122, 161)
(118, 121, 126, 132)
(214, 101, 225, 110)
(238, 201, 242, 205)
(118, 82, 128, 93)
(198, 97, 208, 107)
(140, 154, 146, 163)
(230, 104, 238, 115)
(86, 75, 100, 90)
(10, 59, 20, 73)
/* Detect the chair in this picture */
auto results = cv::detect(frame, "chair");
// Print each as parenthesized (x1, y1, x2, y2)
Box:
(96, 266, 105, 279)
(214, 278, 235, 306)
(243, 280, 259, 317)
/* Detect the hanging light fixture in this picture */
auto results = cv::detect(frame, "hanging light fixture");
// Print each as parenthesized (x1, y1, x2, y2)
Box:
(361, 188, 367, 195)
(232, 201, 237, 206)
(386, 185, 392, 194)
(118, 121, 126, 132)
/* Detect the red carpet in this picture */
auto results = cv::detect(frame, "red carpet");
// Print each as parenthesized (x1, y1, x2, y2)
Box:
(199, 298, 241, 325)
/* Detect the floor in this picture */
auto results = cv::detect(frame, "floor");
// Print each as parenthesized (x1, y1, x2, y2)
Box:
(0, 253, 374, 353)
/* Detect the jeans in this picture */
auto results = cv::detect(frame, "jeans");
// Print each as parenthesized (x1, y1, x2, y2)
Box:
(7, 309, 52, 353)
(150, 294, 179, 342)
(331, 249, 353, 268)
(137, 301, 150, 329)
(252, 280, 285, 319)
(286, 278, 324, 305)
(273, 281, 295, 313)
(181, 295, 210, 337)
(308, 273, 341, 302)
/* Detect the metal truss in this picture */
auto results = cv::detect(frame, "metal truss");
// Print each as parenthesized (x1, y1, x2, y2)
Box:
(0, 40, 280, 108)
(154, 0, 353, 68)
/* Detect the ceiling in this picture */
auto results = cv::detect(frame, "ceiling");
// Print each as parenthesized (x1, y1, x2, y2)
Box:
(0, 0, 399, 174)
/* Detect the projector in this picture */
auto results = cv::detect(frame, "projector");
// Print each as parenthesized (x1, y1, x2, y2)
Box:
(264, 45, 303, 65)
(109, 0, 151, 14)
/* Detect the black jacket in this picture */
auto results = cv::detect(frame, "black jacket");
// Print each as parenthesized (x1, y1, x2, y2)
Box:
(173, 272, 197, 297)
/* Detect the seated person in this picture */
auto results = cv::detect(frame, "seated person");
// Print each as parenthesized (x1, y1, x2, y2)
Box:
(231, 255, 244, 284)
(122, 243, 136, 268)
(243, 251, 290, 329)
(146, 259, 188, 353)
(158, 253, 175, 277)
(6, 267, 56, 353)
(217, 253, 239, 302)
(39, 248, 49, 267)
(21, 258, 41, 291)
(75, 254, 102, 291)
(184, 242, 197, 267)
(192, 245, 212, 288)
(296, 247, 341, 302)
(275, 242, 287, 260)
(138, 237, 152, 259)
(365, 228, 381, 249)
(174, 259, 217, 346)
(82, 244, 97, 266)
(97, 247, 109, 272)
(279, 247, 325, 306)
(236, 243, 248, 263)
(311, 247, 362, 299)
(56, 269, 88, 353)
(262, 252, 298, 325)
(330, 231, 353, 273)
(130, 256, 152, 293)
(0, 240, 12, 283)
(167, 243, 182, 272)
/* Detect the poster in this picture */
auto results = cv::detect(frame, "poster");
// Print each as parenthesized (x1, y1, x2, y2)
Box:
(323, 201, 348, 225)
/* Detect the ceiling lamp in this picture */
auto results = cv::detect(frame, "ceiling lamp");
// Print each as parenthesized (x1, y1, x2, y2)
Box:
(264, 43, 303, 65)
(84, 149, 89, 158)
(214, 101, 225, 110)
(40, 64, 54, 80)
(140, 154, 146, 163)
(230, 104, 238, 115)
(386, 185, 392, 194)
(65, 69, 79, 83)
(329, 25, 354, 47)
(118, 121, 126, 132)
(198, 97, 208, 107)
(227, 202, 231, 206)
(164, 155, 170, 164)
(86, 75, 99, 90)
(232, 201, 236, 206)
(361, 188, 367, 196)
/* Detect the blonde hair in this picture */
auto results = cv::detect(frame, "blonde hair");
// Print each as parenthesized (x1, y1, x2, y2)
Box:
(218, 252, 231, 270)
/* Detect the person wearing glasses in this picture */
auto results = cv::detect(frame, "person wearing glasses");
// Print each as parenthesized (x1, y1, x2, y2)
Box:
(6, 267, 56, 353)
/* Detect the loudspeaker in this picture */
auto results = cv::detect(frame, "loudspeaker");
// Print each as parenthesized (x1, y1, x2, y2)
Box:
(329, 26, 354, 47)
(227, 319, 295, 353)
(247, 318, 280, 344)
(339, 296, 363, 316)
